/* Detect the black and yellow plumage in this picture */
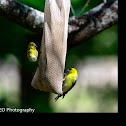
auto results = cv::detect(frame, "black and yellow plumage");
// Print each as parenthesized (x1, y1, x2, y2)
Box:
(27, 42, 38, 62)
(55, 68, 78, 102)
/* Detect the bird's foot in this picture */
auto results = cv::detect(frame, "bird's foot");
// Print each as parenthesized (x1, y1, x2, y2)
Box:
(55, 94, 62, 102)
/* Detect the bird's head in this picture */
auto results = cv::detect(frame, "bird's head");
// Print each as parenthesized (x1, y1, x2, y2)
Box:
(67, 67, 77, 74)
(28, 42, 37, 49)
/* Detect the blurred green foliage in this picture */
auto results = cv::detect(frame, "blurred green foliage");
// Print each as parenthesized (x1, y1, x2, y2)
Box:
(50, 86, 118, 112)
(0, 0, 118, 113)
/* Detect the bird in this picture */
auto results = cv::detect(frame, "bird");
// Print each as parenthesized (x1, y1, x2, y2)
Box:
(27, 42, 38, 62)
(55, 68, 78, 102)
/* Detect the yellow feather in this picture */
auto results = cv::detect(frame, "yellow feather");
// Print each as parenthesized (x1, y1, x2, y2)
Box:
(63, 68, 78, 93)
(27, 42, 38, 62)
(55, 68, 78, 102)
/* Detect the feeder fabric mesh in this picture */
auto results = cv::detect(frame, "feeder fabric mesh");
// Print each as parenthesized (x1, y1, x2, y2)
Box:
(31, 0, 70, 94)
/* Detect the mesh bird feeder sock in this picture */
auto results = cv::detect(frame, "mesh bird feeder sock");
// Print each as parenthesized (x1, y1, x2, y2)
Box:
(31, 0, 70, 94)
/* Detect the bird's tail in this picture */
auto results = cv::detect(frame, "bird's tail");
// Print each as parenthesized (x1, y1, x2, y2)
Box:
(55, 94, 62, 102)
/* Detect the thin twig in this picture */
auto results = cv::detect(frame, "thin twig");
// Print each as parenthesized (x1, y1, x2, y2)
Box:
(70, 3, 75, 16)
(78, 0, 90, 16)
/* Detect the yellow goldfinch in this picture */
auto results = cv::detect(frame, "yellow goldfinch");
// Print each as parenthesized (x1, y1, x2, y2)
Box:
(55, 68, 78, 102)
(27, 42, 38, 62)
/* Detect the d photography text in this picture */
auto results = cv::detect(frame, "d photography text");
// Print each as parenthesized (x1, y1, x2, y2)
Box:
(0, 108, 35, 113)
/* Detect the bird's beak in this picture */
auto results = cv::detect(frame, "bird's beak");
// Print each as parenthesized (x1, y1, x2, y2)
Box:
(67, 69, 70, 72)
(35, 45, 38, 47)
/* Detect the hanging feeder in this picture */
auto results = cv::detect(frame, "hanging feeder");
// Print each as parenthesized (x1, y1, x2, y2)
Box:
(31, 0, 70, 94)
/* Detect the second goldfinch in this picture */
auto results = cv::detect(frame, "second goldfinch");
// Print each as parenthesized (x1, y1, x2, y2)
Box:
(27, 42, 38, 62)
(55, 68, 78, 102)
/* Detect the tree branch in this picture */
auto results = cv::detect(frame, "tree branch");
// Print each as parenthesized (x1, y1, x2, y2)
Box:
(70, 3, 75, 16)
(68, 0, 118, 49)
(78, 0, 90, 16)
(0, 0, 118, 50)
(0, 0, 44, 33)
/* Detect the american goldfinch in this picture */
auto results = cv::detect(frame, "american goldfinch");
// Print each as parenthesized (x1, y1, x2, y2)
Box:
(55, 68, 78, 102)
(27, 42, 38, 62)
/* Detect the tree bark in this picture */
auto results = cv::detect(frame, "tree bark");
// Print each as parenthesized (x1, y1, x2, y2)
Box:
(68, 0, 118, 49)
(0, 0, 118, 50)
(0, 0, 44, 33)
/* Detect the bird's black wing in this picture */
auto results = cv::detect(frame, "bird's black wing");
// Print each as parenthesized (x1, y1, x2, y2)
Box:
(64, 80, 77, 95)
